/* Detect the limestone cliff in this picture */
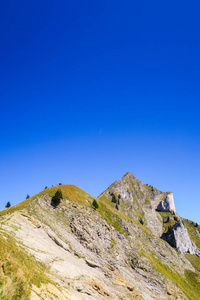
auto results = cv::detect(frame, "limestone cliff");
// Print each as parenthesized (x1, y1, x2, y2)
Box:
(99, 172, 199, 256)
(156, 192, 176, 214)
(162, 220, 200, 256)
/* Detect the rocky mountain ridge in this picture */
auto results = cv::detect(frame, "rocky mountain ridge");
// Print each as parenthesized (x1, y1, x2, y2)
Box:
(99, 172, 199, 256)
(0, 172, 200, 299)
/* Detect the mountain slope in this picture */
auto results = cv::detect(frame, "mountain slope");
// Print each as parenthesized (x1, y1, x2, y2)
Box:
(0, 174, 200, 299)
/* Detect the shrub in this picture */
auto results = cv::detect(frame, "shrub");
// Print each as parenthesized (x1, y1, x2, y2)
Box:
(26, 194, 30, 199)
(167, 225, 173, 234)
(45, 186, 47, 189)
(139, 218, 144, 225)
(59, 182, 62, 185)
(5, 202, 11, 208)
(51, 189, 63, 207)
(117, 194, 121, 205)
(92, 199, 99, 210)
(110, 193, 117, 203)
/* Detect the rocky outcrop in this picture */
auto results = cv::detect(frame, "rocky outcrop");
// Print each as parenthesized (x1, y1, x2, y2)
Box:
(100, 172, 199, 257)
(156, 193, 176, 214)
(101, 172, 164, 237)
(162, 220, 200, 256)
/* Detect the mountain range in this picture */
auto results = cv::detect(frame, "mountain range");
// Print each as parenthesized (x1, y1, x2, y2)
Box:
(0, 172, 200, 299)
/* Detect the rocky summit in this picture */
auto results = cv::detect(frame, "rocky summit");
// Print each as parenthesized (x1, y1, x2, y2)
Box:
(0, 172, 200, 299)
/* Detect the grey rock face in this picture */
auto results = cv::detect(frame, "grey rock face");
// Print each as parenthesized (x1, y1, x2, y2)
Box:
(162, 220, 200, 256)
(156, 193, 176, 214)
(173, 221, 200, 255)
(104, 172, 164, 237)
(106, 172, 199, 257)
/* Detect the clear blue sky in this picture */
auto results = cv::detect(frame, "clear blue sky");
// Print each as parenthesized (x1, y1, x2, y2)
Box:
(1, 1, 200, 223)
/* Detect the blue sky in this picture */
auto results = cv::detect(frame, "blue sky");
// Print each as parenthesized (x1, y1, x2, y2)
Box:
(1, 1, 200, 223)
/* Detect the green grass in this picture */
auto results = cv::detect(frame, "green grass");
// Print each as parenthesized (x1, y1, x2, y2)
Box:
(1, 183, 200, 299)
(0, 234, 51, 299)
(185, 254, 200, 272)
(110, 237, 116, 249)
(98, 192, 155, 238)
(98, 188, 147, 225)
(97, 199, 126, 234)
(0, 185, 95, 217)
(158, 211, 177, 233)
(183, 219, 200, 251)
(149, 254, 200, 300)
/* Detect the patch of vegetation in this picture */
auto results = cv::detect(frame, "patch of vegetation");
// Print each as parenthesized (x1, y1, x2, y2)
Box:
(97, 197, 126, 234)
(0, 234, 51, 299)
(110, 237, 116, 249)
(0, 185, 95, 217)
(139, 218, 144, 225)
(149, 253, 200, 300)
(184, 219, 200, 251)
(110, 192, 117, 203)
(144, 194, 152, 207)
(98, 191, 152, 236)
(158, 212, 176, 233)
(5, 202, 11, 208)
(185, 254, 200, 272)
(51, 189, 63, 207)
(92, 199, 99, 210)
(145, 184, 158, 193)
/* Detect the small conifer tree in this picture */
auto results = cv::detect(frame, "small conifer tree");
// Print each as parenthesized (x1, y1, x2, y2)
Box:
(5, 202, 11, 208)
(51, 189, 63, 207)
(26, 194, 30, 199)
(92, 199, 99, 210)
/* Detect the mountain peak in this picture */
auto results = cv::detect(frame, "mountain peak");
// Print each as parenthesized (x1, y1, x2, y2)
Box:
(1, 174, 200, 299)
(121, 171, 137, 180)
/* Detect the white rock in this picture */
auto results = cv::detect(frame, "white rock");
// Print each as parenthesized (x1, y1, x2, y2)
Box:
(157, 193, 176, 214)
(173, 221, 200, 256)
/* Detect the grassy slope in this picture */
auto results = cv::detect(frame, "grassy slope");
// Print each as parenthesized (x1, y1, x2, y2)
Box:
(158, 211, 177, 233)
(0, 233, 50, 299)
(1, 184, 200, 299)
(150, 254, 200, 300)
(98, 190, 200, 300)
(0, 185, 95, 299)
(183, 219, 200, 251)
(183, 219, 200, 275)
(0, 185, 95, 217)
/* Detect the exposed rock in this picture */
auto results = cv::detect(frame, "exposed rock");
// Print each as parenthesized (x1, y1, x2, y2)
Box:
(103, 172, 164, 237)
(162, 220, 200, 255)
(0, 173, 200, 299)
(173, 221, 200, 255)
(85, 259, 100, 268)
(156, 193, 176, 214)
